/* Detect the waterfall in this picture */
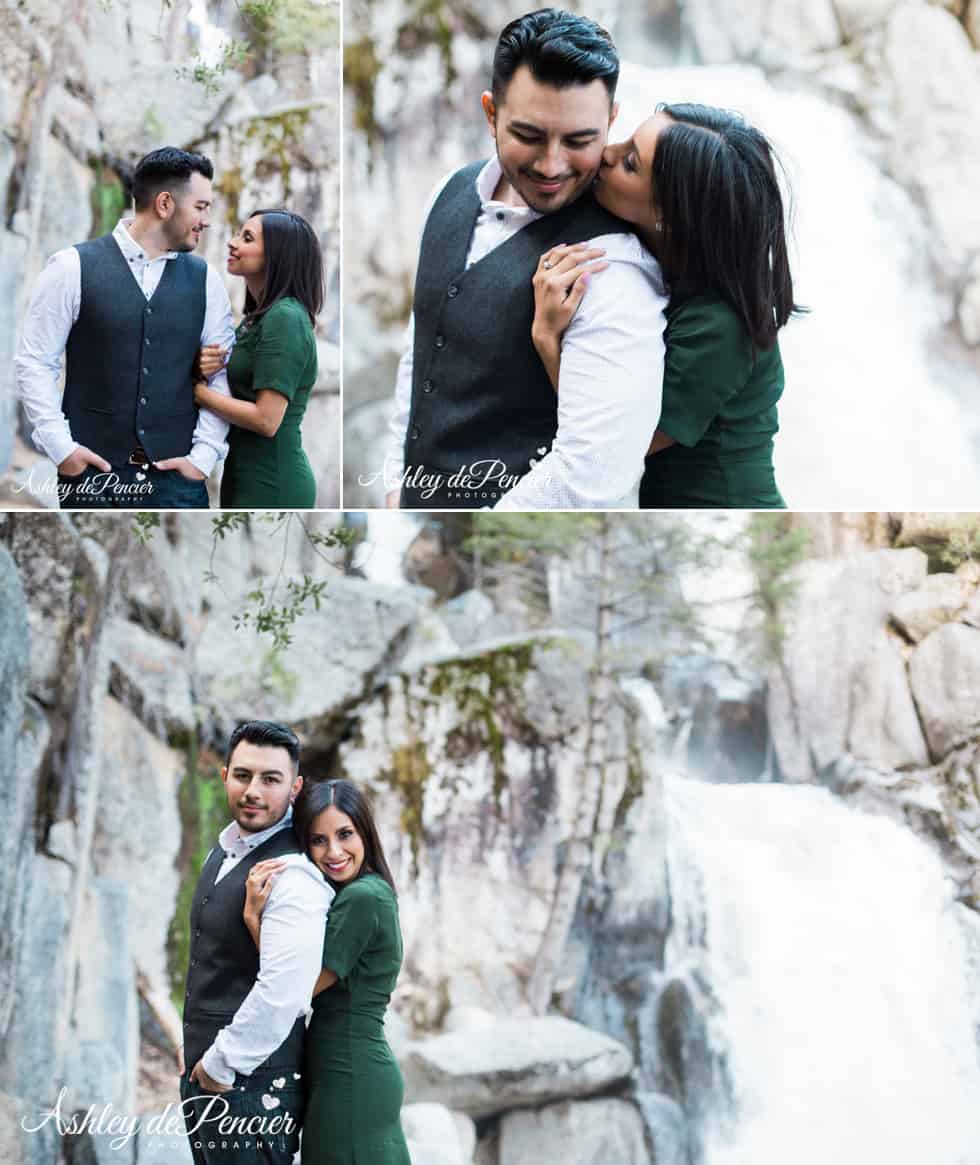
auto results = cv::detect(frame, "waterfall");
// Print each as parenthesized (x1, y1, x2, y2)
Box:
(663, 774, 980, 1165)
(614, 63, 980, 508)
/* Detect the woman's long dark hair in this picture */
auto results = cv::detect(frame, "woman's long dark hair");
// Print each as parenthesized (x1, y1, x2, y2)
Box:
(652, 103, 803, 351)
(294, 779, 397, 894)
(242, 208, 324, 328)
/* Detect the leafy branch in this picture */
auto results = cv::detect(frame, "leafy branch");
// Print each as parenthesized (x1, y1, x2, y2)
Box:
(133, 511, 357, 654)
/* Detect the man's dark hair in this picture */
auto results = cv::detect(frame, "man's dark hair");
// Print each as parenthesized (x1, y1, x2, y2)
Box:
(652, 103, 804, 352)
(241, 209, 324, 328)
(492, 8, 619, 105)
(226, 720, 300, 770)
(131, 147, 214, 211)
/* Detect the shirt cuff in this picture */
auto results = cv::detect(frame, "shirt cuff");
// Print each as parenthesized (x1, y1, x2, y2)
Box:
(201, 1043, 236, 1087)
(188, 443, 219, 478)
(37, 430, 79, 470)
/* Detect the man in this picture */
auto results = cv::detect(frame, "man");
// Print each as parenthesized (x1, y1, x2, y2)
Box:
(384, 8, 667, 510)
(179, 721, 332, 1164)
(15, 147, 236, 509)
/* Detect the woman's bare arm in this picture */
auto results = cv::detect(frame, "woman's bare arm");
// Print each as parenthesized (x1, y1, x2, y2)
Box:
(194, 383, 289, 438)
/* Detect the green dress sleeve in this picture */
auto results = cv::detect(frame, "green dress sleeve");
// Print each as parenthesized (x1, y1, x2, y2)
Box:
(323, 880, 379, 983)
(251, 300, 314, 402)
(658, 297, 754, 447)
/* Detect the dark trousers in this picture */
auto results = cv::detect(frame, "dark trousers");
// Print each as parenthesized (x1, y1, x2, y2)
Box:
(179, 1069, 303, 1165)
(57, 463, 210, 509)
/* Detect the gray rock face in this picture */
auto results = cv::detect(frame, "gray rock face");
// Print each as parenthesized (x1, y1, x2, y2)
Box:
(106, 618, 196, 741)
(0, 544, 29, 1037)
(340, 636, 662, 1022)
(193, 575, 430, 728)
(403, 1018, 633, 1119)
(499, 1097, 648, 1165)
(769, 549, 930, 781)
(909, 622, 980, 758)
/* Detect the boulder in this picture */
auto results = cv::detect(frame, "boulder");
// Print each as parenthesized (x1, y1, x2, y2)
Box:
(908, 622, 980, 758)
(499, 1098, 648, 1165)
(769, 549, 930, 782)
(402, 1017, 633, 1119)
(889, 571, 974, 642)
(402, 1103, 474, 1165)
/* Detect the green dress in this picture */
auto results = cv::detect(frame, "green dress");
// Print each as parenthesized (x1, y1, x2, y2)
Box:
(640, 293, 786, 508)
(220, 297, 318, 508)
(302, 874, 411, 1165)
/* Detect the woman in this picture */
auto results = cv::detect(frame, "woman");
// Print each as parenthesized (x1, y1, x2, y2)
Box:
(532, 103, 801, 508)
(245, 780, 411, 1165)
(195, 208, 323, 508)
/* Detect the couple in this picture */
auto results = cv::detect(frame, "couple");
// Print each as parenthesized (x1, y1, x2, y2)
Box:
(384, 7, 798, 511)
(179, 721, 409, 1164)
(15, 147, 322, 509)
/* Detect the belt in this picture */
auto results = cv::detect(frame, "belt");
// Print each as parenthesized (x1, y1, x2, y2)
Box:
(126, 448, 150, 467)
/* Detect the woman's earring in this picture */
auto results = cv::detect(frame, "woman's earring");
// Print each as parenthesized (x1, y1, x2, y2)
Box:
(654, 220, 664, 233)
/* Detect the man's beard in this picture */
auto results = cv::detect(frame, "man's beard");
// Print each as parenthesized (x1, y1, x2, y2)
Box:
(235, 801, 288, 834)
(164, 223, 199, 253)
(497, 152, 594, 215)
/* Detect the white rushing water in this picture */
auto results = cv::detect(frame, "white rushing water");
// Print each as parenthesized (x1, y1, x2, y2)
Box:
(614, 63, 980, 508)
(664, 775, 980, 1165)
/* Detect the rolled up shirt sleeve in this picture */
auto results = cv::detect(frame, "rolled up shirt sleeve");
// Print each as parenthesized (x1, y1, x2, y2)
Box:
(14, 248, 81, 468)
(494, 238, 668, 510)
(202, 865, 332, 1085)
(187, 267, 235, 478)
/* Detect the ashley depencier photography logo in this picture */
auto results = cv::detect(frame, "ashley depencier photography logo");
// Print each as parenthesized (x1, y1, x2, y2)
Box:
(360, 458, 539, 501)
(13, 468, 157, 502)
(21, 1087, 298, 1152)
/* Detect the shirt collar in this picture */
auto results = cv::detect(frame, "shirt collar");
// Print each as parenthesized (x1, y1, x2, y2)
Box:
(475, 158, 541, 222)
(218, 804, 294, 859)
(113, 218, 179, 264)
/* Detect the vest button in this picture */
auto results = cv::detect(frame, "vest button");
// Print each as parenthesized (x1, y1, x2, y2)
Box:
(202, 896, 209, 904)
(410, 426, 421, 440)
(143, 367, 150, 375)
(145, 307, 153, 315)
(138, 428, 145, 437)
(145, 338, 151, 347)
(422, 380, 434, 394)
(140, 396, 148, 405)
(434, 335, 446, 349)
(447, 284, 459, 298)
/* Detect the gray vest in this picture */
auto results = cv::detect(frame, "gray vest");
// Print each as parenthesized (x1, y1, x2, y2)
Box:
(401, 161, 632, 508)
(182, 826, 306, 1075)
(64, 234, 207, 465)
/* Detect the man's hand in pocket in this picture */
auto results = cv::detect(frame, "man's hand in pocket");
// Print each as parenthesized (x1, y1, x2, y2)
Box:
(154, 457, 206, 481)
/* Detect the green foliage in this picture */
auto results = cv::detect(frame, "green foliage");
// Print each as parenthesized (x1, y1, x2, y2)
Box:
(743, 514, 810, 665)
(91, 167, 127, 236)
(344, 36, 382, 148)
(166, 742, 229, 1010)
(176, 40, 251, 99)
(936, 521, 980, 570)
(132, 513, 161, 544)
(241, 0, 337, 57)
(136, 512, 356, 656)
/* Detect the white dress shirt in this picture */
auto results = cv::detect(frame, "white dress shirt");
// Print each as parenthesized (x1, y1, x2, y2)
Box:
(384, 158, 668, 509)
(14, 219, 235, 476)
(199, 809, 334, 1086)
